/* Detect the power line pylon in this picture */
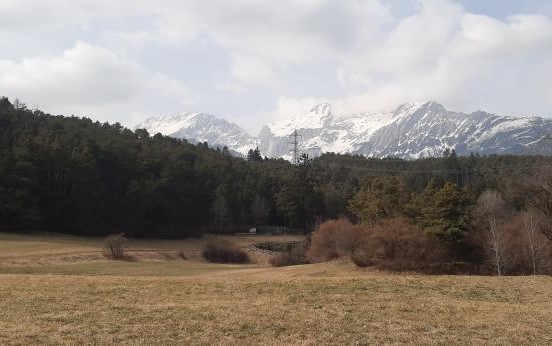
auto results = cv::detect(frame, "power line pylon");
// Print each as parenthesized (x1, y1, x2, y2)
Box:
(289, 130, 302, 165)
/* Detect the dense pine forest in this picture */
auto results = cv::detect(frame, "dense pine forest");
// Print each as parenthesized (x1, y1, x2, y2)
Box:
(2, 97, 552, 274)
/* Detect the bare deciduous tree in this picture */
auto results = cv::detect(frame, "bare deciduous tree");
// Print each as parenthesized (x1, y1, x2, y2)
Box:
(531, 166, 552, 243)
(527, 166, 552, 271)
(476, 190, 507, 276)
(104, 233, 126, 259)
(522, 210, 542, 275)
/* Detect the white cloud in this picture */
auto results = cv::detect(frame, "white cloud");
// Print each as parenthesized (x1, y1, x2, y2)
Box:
(1, 0, 552, 127)
(273, 2, 552, 119)
(143, 0, 552, 119)
(318, 1, 552, 117)
(107, 12, 199, 47)
(104, 0, 393, 89)
(213, 82, 247, 95)
(230, 55, 278, 86)
(269, 96, 331, 122)
(136, 0, 392, 63)
(0, 42, 191, 125)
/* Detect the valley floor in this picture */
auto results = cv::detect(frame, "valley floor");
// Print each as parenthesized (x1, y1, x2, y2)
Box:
(1, 232, 551, 345)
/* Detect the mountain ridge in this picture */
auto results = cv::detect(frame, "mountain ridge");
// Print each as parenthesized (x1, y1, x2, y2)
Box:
(138, 112, 256, 155)
(136, 101, 552, 160)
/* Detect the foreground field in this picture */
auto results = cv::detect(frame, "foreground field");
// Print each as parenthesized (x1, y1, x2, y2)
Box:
(1, 233, 552, 345)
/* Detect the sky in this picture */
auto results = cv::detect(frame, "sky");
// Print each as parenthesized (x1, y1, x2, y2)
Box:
(1, 0, 551, 134)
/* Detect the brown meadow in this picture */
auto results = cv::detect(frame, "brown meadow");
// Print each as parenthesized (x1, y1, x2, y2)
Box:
(1, 232, 551, 345)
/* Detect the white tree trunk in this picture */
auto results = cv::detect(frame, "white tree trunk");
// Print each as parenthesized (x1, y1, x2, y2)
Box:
(477, 190, 506, 277)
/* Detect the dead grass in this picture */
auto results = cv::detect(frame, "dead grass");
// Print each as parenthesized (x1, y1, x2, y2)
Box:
(1, 232, 552, 345)
(0, 232, 303, 268)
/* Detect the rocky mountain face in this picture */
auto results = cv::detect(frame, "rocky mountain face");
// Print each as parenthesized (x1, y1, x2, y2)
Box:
(136, 101, 552, 160)
(137, 112, 256, 155)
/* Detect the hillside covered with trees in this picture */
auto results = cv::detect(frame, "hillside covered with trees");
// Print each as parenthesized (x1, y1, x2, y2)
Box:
(2, 97, 552, 274)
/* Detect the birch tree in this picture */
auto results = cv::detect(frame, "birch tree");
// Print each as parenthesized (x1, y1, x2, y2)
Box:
(476, 190, 506, 276)
(522, 210, 540, 275)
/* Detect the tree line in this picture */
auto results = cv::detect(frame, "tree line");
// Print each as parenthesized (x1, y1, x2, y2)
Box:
(0, 97, 316, 237)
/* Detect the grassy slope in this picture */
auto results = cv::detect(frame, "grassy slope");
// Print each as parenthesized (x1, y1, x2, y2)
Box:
(1, 232, 552, 345)
(0, 232, 300, 275)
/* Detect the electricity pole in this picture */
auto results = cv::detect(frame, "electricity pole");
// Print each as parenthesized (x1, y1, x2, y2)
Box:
(289, 130, 302, 165)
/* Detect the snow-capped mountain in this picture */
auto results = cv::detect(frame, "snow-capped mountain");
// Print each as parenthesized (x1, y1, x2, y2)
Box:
(258, 103, 395, 159)
(352, 101, 551, 158)
(259, 101, 552, 159)
(136, 112, 255, 155)
(137, 102, 552, 160)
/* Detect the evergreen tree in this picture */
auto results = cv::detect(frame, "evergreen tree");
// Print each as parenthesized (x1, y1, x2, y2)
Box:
(348, 176, 410, 224)
(421, 182, 472, 255)
(247, 147, 263, 161)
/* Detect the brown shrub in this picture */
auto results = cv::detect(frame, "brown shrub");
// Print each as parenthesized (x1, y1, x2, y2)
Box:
(269, 240, 309, 267)
(350, 248, 374, 268)
(307, 218, 358, 263)
(104, 233, 126, 259)
(269, 252, 305, 267)
(202, 240, 250, 264)
(308, 218, 456, 273)
(353, 219, 449, 272)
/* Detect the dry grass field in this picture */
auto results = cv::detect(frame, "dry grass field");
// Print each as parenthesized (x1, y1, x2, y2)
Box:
(1, 232, 552, 345)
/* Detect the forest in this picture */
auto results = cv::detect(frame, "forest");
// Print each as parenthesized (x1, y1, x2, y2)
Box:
(2, 96, 552, 275)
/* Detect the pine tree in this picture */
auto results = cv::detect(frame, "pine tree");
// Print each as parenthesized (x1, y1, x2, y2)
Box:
(421, 182, 471, 251)
(247, 147, 263, 161)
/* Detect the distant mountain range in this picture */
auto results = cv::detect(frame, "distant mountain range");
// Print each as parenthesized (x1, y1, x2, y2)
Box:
(136, 101, 552, 160)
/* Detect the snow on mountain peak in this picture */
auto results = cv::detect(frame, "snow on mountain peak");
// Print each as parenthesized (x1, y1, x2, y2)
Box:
(136, 112, 255, 156)
(266, 103, 334, 137)
(137, 101, 552, 161)
(419, 100, 446, 113)
(393, 100, 445, 116)
(138, 112, 205, 136)
(309, 103, 332, 115)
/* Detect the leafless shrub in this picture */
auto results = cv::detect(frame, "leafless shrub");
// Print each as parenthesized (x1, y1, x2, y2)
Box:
(307, 218, 358, 262)
(308, 217, 475, 273)
(269, 252, 304, 267)
(104, 233, 126, 259)
(350, 248, 374, 268)
(358, 218, 447, 272)
(178, 250, 187, 260)
(269, 240, 309, 267)
(202, 240, 250, 264)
